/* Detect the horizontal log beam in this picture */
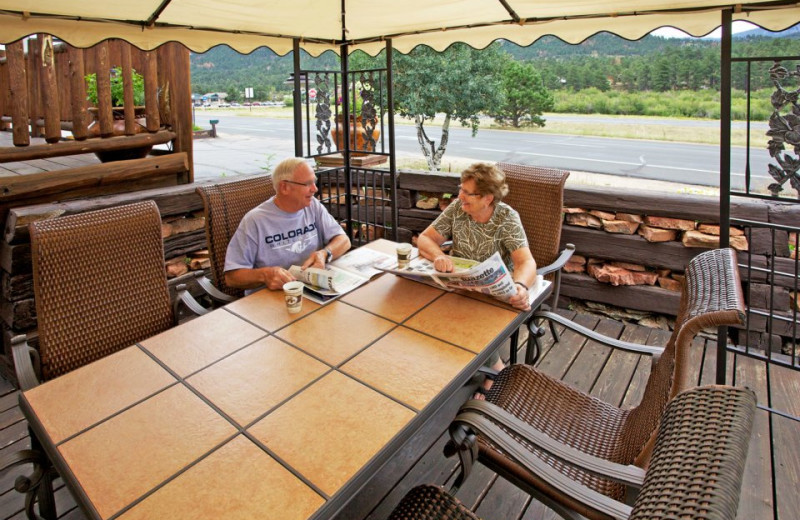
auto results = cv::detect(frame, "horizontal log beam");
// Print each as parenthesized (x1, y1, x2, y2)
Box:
(0, 130, 176, 163)
(560, 272, 681, 315)
(0, 153, 188, 204)
(4, 180, 208, 244)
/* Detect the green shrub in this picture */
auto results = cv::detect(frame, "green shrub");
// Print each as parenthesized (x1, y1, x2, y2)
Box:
(85, 66, 145, 106)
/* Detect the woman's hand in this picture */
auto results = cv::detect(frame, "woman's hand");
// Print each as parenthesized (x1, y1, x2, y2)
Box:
(508, 284, 531, 311)
(433, 254, 454, 273)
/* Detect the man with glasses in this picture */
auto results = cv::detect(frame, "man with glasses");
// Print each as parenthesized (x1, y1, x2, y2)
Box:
(224, 157, 350, 291)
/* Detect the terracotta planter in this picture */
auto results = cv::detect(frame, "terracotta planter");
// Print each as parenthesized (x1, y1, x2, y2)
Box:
(86, 107, 152, 162)
(331, 114, 380, 156)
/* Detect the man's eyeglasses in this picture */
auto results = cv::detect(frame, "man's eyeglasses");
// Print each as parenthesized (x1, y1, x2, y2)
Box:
(458, 185, 482, 197)
(283, 179, 317, 188)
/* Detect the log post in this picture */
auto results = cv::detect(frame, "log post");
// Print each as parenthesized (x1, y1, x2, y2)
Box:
(143, 51, 160, 132)
(7, 41, 29, 146)
(28, 36, 44, 138)
(159, 42, 193, 183)
(121, 46, 136, 136)
(68, 46, 89, 140)
(39, 35, 61, 143)
(95, 42, 114, 137)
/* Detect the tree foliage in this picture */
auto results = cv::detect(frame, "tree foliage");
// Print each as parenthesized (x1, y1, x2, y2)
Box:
(494, 58, 553, 128)
(391, 43, 505, 170)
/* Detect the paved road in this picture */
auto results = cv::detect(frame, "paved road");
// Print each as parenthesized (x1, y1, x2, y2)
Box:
(191, 113, 774, 191)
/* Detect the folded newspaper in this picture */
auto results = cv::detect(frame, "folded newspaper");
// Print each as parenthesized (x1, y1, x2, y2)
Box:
(377, 251, 547, 306)
(288, 247, 395, 304)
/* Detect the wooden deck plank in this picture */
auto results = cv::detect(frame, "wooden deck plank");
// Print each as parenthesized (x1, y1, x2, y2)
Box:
(768, 364, 800, 520)
(535, 313, 600, 380)
(561, 318, 623, 392)
(620, 327, 668, 408)
(732, 353, 775, 520)
(591, 322, 651, 406)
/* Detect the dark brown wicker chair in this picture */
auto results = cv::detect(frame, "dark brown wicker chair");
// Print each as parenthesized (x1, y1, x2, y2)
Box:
(195, 175, 275, 303)
(497, 163, 575, 363)
(448, 248, 746, 520)
(392, 384, 756, 520)
(5, 200, 204, 520)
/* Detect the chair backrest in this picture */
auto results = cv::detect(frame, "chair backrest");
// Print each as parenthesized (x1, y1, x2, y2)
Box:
(630, 384, 755, 519)
(497, 163, 569, 275)
(30, 200, 173, 381)
(620, 247, 746, 466)
(196, 175, 275, 299)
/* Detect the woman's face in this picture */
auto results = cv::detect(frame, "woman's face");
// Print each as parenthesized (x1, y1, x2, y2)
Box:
(458, 178, 492, 217)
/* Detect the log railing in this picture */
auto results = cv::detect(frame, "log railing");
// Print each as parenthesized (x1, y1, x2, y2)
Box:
(0, 36, 193, 181)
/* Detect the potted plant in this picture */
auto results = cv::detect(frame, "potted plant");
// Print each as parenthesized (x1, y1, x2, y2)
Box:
(330, 83, 380, 156)
(84, 66, 151, 161)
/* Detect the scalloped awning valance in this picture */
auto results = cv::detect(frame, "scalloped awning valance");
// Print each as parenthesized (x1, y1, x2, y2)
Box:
(1, 1, 799, 55)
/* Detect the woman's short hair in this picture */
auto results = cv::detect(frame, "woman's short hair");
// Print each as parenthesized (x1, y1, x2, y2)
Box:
(272, 157, 309, 187)
(461, 163, 509, 202)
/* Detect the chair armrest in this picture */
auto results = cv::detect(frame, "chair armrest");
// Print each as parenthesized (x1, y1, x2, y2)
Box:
(194, 272, 236, 304)
(537, 244, 575, 277)
(532, 310, 664, 357)
(453, 408, 637, 520)
(11, 335, 40, 391)
(173, 284, 210, 321)
(460, 400, 646, 488)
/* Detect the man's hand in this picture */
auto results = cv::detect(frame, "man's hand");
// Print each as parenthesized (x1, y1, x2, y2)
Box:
(261, 266, 295, 290)
(301, 250, 327, 270)
(507, 285, 531, 311)
(433, 254, 454, 273)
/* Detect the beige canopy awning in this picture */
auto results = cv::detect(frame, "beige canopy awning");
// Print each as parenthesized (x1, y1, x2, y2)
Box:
(1, 1, 799, 55)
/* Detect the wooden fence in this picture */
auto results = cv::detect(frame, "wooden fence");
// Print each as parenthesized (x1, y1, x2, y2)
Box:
(0, 36, 193, 213)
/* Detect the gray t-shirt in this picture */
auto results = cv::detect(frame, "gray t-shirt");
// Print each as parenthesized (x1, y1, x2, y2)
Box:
(224, 196, 345, 273)
(431, 200, 528, 269)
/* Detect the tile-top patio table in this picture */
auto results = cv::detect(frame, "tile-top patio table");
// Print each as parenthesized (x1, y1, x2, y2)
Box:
(19, 239, 551, 520)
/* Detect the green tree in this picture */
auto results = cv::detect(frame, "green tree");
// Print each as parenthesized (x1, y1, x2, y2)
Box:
(494, 59, 554, 128)
(392, 43, 505, 171)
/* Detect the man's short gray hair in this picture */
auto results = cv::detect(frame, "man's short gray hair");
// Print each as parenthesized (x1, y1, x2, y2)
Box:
(271, 157, 309, 187)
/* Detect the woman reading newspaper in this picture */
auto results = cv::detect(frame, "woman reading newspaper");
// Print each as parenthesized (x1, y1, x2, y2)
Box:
(417, 163, 537, 398)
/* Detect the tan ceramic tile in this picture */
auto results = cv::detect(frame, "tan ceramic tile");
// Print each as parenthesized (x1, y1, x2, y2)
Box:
(341, 273, 442, 322)
(140, 309, 265, 377)
(276, 301, 395, 365)
(404, 292, 518, 353)
(225, 288, 321, 331)
(118, 435, 324, 520)
(187, 336, 329, 426)
(341, 327, 475, 410)
(59, 384, 236, 519)
(24, 347, 175, 444)
(248, 371, 415, 496)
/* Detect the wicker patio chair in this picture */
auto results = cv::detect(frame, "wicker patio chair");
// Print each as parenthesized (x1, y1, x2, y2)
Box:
(447, 247, 746, 520)
(497, 163, 575, 363)
(392, 384, 756, 520)
(4, 200, 205, 520)
(196, 175, 275, 303)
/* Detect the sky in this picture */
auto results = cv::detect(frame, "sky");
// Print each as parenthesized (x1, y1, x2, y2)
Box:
(651, 21, 757, 39)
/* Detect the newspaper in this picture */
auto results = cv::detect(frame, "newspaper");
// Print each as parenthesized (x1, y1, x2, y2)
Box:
(377, 251, 548, 306)
(288, 247, 395, 304)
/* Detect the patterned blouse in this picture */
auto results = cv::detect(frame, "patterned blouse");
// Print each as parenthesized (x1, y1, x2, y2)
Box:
(431, 199, 528, 270)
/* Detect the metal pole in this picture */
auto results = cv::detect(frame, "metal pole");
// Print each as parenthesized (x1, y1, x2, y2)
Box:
(292, 38, 303, 157)
(717, 8, 732, 385)
(386, 39, 398, 241)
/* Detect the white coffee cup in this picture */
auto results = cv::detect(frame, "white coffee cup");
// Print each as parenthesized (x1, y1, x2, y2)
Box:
(396, 243, 412, 268)
(283, 281, 305, 314)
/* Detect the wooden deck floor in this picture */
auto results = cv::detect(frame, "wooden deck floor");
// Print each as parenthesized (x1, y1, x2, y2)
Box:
(0, 309, 797, 520)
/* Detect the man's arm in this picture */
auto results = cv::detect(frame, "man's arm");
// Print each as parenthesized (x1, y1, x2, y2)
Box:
(300, 233, 351, 269)
(225, 266, 295, 291)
